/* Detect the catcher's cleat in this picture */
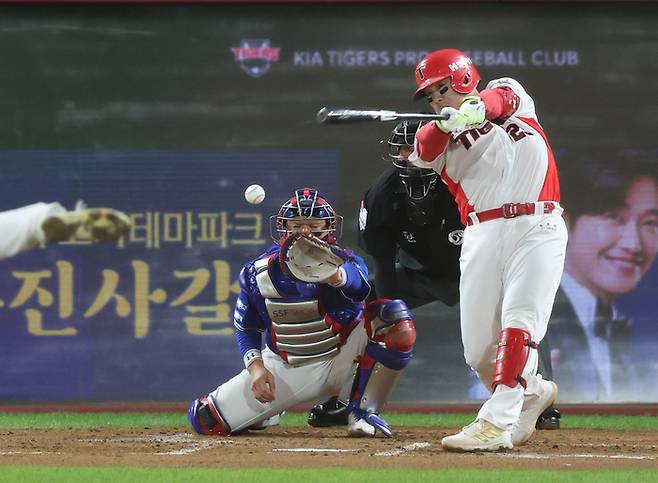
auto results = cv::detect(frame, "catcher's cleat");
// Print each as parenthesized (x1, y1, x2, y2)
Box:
(346, 398, 394, 439)
(536, 405, 561, 430)
(442, 419, 512, 452)
(307, 397, 349, 427)
(347, 412, 375, 437)
(42, 200, 131, 243)
(512, 378, 558, 446)
(347, 409, 393, 438)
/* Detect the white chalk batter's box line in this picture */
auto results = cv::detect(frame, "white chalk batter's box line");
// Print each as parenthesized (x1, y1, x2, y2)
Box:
(76, 433, 235, 456)
(273, 448, 359, 453)
(272, 442, 432, 457)
(151, 439, 234, 456)
(571, 442, 658, 450)
(79, 434, 199, 444)
(0, 451, 52, 456)
(493, 452, 656, 461)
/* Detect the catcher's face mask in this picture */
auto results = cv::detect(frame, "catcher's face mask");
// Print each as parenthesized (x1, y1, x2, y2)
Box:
(284, 218, 329, 236)
(271, 187, 342, 242)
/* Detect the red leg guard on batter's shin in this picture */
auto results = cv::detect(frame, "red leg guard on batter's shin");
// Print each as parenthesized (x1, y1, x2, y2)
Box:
(491, 328, 538, 391)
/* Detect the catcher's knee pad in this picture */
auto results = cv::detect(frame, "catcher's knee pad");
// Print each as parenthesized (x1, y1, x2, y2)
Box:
(491, 327, 538, 391)
(365, 298, 417, 352)
(187, 396, 231, 436)
(351, 299, 416, 414)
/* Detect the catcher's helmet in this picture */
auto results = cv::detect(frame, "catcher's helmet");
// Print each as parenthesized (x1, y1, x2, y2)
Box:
(385, 120, 438, 201)
(413, 49, 481, 100)
(272, 187, 342, 241)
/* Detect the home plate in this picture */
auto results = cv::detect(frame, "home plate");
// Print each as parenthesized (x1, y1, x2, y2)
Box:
(374, 442, 432, 456)
(273, 448, 359, 453)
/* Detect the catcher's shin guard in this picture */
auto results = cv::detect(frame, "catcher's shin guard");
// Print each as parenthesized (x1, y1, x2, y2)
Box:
(348, 299, 416, 436)
(491, 327, 537, 391)
(188, 396, 231, 436)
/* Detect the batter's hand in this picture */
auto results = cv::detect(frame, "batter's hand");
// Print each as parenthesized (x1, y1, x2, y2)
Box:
(248, 359, 276, 404)
(436, 96, 485, 134)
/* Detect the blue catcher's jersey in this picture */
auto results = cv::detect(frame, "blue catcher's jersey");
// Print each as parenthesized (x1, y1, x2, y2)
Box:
(233, 243, 370, 363)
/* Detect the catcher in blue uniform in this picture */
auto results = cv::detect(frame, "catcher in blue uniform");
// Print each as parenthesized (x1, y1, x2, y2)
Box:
(188, 188, 416, 438)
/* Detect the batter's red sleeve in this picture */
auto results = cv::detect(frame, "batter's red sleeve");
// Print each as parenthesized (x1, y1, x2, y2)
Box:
(480, 86, 520, 122)
(415, 121, 450, 161)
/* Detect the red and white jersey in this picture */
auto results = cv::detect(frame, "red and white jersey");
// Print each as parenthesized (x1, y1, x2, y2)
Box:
(409, 77, 560, 225)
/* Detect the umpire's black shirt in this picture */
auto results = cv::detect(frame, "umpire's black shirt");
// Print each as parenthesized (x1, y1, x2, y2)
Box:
(358, 167, 463, 298)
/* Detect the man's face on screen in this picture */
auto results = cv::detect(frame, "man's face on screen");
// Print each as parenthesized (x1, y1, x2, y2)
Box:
(566, 176, 658, 300)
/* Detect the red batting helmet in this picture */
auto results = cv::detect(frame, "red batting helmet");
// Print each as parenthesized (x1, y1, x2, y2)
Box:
(413, 49, 481, 100)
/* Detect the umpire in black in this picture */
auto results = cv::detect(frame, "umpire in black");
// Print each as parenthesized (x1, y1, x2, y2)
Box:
(358, 120, 462, 308)
(308, 120, 561, 430)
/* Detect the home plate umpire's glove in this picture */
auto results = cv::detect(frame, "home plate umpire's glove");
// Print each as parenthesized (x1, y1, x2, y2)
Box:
(279, 232, 349, 283)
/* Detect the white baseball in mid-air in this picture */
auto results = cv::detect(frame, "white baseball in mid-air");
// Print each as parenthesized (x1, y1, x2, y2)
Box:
(244, 184, 266, 205)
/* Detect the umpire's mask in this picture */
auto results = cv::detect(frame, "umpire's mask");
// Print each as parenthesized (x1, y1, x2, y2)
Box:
(394, 160, 438, 201)
(384, 120, 438, 201)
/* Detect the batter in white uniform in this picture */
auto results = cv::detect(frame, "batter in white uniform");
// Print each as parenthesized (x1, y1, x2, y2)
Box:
(409, 49, 567, 452)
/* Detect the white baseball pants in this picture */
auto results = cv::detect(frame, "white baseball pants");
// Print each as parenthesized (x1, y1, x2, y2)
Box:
(209, 324, 368, 433)
(458, 210, 567, 430)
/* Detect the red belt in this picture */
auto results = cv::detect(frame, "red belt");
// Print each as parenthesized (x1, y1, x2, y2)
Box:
(467, 202, 557, 226)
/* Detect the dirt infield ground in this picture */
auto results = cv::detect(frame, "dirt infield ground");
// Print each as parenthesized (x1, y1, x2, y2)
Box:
(1, 426, 656, 470)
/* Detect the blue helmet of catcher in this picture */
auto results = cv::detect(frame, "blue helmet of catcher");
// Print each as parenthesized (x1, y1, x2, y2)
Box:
(271, 187, 342, 242)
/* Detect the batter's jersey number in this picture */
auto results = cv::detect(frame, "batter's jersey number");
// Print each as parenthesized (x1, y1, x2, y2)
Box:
(456, 121, 533, 150)
(505, 123, 533, 142)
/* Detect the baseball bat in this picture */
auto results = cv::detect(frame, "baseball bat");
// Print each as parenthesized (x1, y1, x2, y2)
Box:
(316, 107, 449, 124)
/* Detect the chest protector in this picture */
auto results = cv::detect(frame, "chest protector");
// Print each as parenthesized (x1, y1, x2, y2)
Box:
(254, 257, 341, 365)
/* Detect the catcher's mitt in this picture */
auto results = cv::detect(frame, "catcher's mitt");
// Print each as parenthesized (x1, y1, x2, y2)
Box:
(279, 232, 349, 283)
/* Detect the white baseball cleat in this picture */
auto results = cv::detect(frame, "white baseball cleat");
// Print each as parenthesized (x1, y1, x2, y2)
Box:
(512, 378, 558, 446)
(42, 200, 131, 243)
(347, 411, 375, 437)
(441, 419, 513, 452)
